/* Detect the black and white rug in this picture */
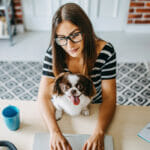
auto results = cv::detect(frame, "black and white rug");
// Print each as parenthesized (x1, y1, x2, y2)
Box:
(0, 61, 150, 106)
(117, 63, 150, 106)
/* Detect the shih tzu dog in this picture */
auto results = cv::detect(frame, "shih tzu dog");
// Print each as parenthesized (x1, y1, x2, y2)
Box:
(51, 72, 96, 120)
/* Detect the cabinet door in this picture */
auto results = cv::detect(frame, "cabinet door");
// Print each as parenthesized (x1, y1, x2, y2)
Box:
(21, 0, 52, 30)
(22, 0, 130, 31)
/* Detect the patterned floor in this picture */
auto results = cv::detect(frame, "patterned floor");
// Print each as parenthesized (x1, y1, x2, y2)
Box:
(0, 61, 150, 106)
(117, 63, 150, 106)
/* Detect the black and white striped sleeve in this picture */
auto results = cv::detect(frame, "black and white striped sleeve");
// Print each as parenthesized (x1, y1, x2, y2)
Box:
(42, 47, 55, 78)
(101, 45, 117, 80)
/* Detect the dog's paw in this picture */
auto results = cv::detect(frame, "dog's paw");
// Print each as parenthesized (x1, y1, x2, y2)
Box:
(81, 109, 90, 116)
(55, 110, 62, 120)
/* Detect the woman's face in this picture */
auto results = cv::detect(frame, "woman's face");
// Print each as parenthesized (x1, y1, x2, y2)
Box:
(56, 21, 84, 58)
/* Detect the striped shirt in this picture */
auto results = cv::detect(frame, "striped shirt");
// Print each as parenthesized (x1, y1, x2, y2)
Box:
(42, 43, 116, 103)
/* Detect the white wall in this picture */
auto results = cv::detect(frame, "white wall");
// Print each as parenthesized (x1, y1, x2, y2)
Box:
(22, 0, 130, 32)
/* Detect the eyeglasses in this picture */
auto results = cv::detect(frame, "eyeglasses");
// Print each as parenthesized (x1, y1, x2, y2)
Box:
(55, 32, 83, 46)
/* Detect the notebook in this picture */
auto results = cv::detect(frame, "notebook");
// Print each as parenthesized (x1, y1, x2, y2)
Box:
(33, 132, 114, 150)
(138, 122, 150, 143)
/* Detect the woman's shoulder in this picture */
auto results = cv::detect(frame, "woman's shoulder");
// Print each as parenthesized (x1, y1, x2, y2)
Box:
(43, 46, 53, 63)
(46, 46, 52, 54)
(96, 40, 115, 58)
(96, 40, 107, 54)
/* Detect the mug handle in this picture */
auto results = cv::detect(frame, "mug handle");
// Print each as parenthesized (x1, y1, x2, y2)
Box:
(0, 141, 17, 150)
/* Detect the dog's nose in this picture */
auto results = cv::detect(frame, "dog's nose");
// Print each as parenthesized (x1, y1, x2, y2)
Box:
(71, 89, 77, 95)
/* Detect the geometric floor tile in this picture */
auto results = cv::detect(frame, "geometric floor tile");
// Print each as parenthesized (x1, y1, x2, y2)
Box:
(117, 62, 150, 106)
(0, 61, 150, 106)
(0, 61, 42, 101)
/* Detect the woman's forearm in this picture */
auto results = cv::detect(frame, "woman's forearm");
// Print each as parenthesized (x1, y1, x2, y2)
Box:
(94, 79, 116, 135)
(38, 97, 61, 134)
(94, 99, 116, 135)
(38, 78, 61, 134)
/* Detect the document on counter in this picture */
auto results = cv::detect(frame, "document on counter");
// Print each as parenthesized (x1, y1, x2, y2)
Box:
(138, 122, 150, 143)
(33, 132, 114, 150)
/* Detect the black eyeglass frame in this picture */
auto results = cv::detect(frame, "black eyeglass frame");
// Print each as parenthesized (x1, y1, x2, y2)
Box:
(55, 32, 83, 46)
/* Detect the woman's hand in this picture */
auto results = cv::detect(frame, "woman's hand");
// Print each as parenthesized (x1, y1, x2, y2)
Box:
(82, 132, 104, 150)
(50, 131, 72, 150)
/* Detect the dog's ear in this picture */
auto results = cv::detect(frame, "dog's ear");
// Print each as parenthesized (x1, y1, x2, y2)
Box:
(85, 77, 96, 98)
(88, 79, 96, 98)
(52, 72, 65, 95)
(79, 74, 96, 98)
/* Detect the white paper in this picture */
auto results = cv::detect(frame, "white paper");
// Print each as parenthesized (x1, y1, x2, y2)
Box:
(33, 133, 114, 150)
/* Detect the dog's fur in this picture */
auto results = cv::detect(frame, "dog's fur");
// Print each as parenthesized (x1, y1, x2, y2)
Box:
(51, 72, 96, 120)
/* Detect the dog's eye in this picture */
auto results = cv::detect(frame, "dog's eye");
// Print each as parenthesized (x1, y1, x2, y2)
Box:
(64, 84, 71, 90)
(76, 83, 83, 90)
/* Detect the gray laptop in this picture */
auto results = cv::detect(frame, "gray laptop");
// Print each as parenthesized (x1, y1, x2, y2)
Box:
(33, 133, 113, 150)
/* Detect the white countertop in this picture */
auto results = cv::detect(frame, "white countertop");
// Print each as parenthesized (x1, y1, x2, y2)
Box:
(0, 100, 150, 150)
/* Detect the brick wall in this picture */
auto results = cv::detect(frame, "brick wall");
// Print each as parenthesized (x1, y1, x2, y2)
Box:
(12, 0, 150, 26)
(128, 0, 150, 24)
(12, 0, 23, 24)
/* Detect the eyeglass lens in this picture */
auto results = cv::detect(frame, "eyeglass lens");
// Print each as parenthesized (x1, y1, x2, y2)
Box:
(55, 32, 82, 46)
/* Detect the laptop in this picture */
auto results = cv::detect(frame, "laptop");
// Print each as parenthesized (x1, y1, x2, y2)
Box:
(33, 132, 114, 150)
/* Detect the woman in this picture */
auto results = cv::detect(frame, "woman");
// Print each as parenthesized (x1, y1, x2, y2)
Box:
(38, 3, 116, 150)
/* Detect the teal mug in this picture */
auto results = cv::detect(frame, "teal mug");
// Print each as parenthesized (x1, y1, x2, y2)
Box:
(2, 105, 20, 131)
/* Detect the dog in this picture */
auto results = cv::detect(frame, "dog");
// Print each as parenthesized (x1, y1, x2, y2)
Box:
(51, 72, 96, 120)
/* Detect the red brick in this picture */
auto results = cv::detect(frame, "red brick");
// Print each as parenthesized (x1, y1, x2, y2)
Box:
(130, 2, 144, 7)
(12, 0, 23, 25)
(13, 0, 21, 3)
(146, 3, 150, 7)
(144, 14, 150, 18)
(14, 3, 21, 7)
(129, 8, 134, 13)
(128, 14, 142, 18)
(136, 9, 150, 13)
(135, 20, 150, 24)
(127, 20, 133, 24)
(15, 14, 23, 19)
(138, 0, 150, 1)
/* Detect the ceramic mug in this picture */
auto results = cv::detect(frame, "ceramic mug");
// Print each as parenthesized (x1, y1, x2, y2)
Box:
(2, 105, 20, 131)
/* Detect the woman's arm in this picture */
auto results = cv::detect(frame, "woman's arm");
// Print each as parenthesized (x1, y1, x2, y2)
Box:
(95, 78, 116, 135)
(38, 76, 60, 133)
(38, 76, 72, 150)
(82, 78, 116, 150)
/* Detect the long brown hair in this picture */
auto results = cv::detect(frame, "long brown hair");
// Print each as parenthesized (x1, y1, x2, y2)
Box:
(50, 3, 98, 76)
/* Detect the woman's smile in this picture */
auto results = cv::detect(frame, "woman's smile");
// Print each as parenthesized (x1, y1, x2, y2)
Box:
(70, 47, 79, 53)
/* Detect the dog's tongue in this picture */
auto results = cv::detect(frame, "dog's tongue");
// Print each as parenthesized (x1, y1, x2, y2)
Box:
(71, 96, 80, 105)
